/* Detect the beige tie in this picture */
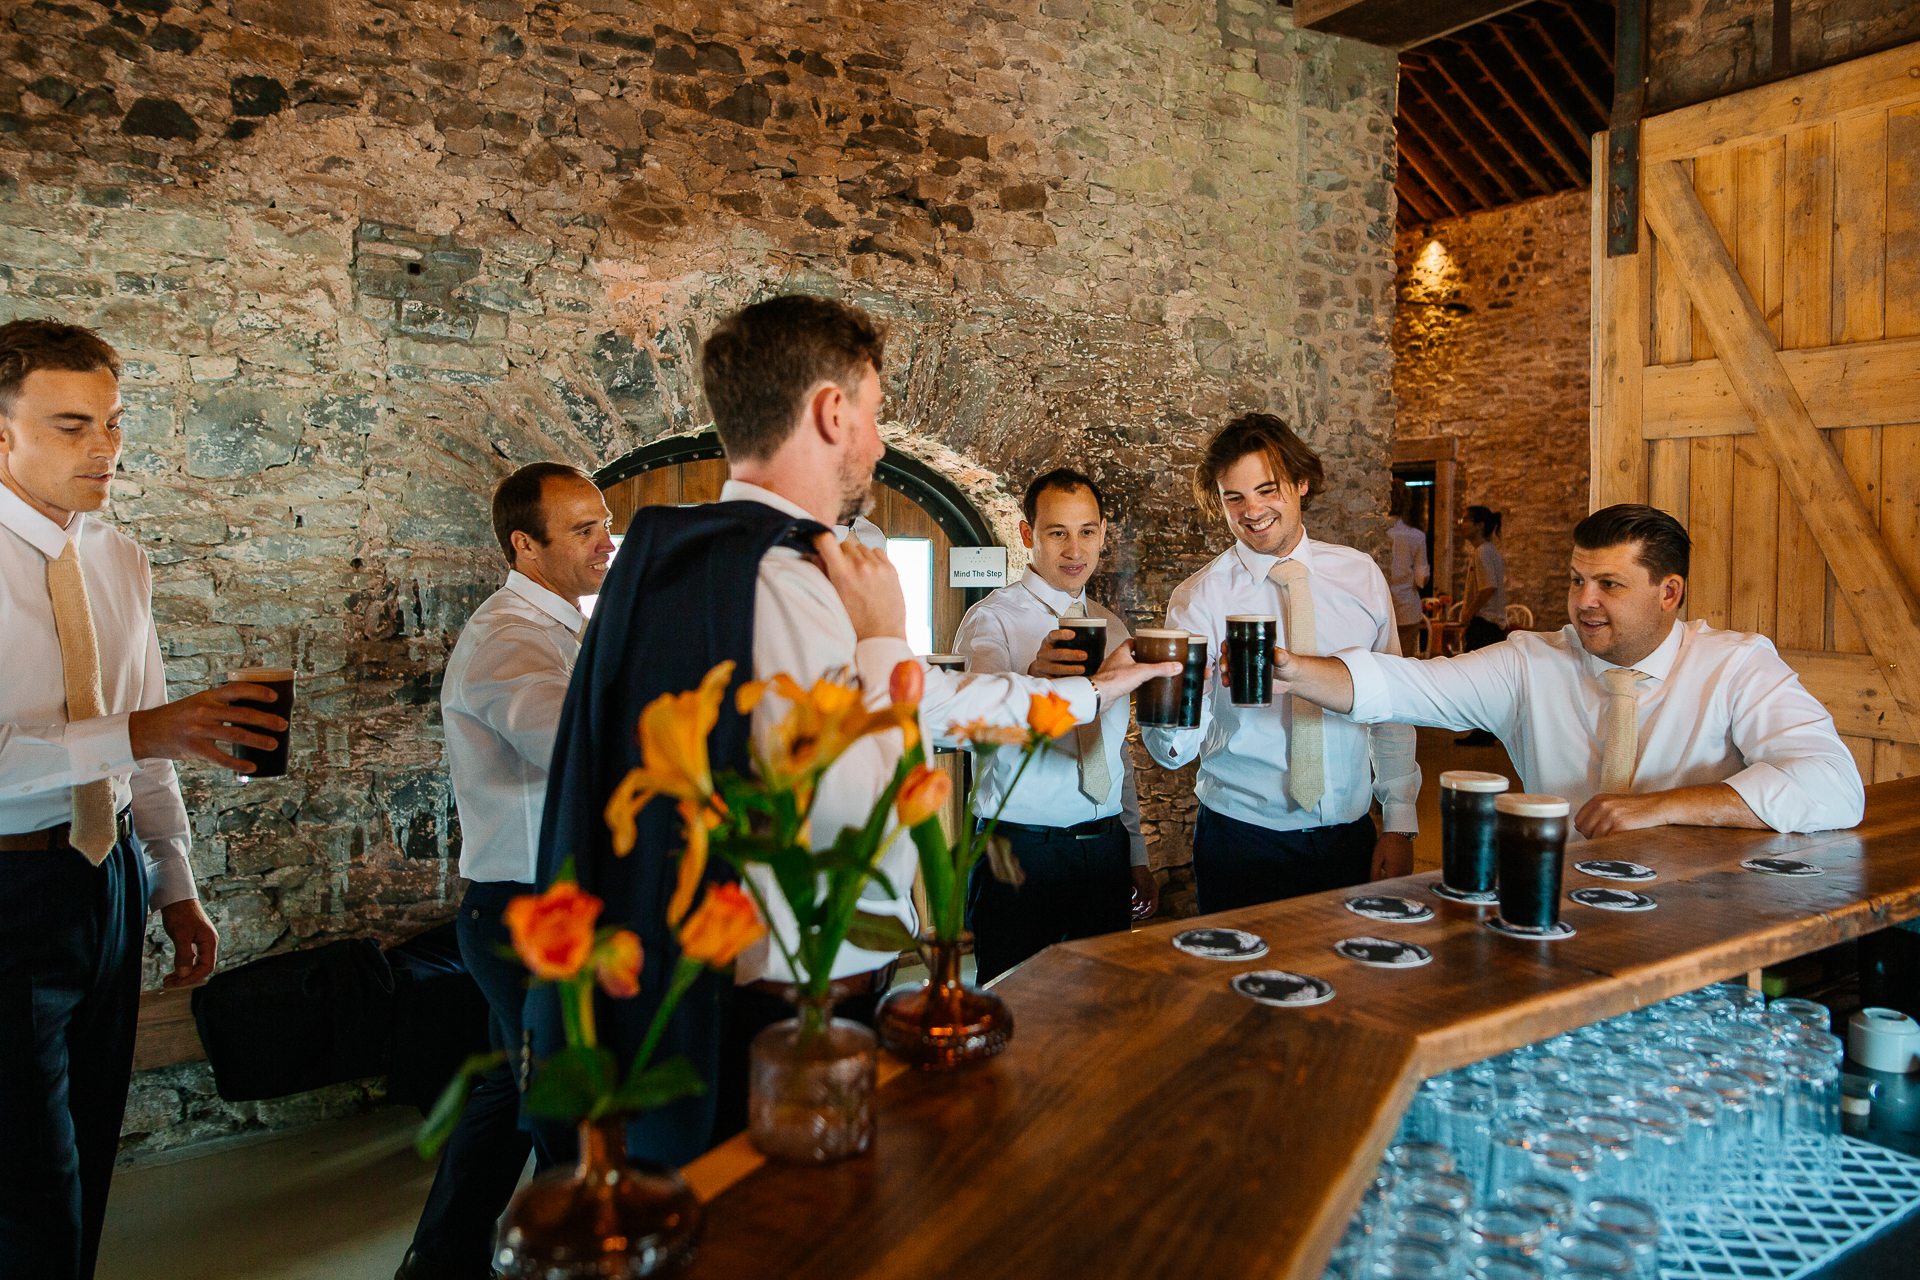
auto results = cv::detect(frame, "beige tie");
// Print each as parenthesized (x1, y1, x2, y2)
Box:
(1267, 560, 1324, 812)
(48, 541, 117, 863)
(1063, 600, 1113, 806)
(1599, 667, 1647, 795)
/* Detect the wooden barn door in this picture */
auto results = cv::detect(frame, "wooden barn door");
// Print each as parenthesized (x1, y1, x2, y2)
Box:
(1591, 41, 1920, 784)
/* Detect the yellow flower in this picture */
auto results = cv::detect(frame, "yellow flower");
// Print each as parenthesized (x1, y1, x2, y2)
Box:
(666, 796, 724, 927)
(677, 882, 765, 967)
(593, 929, 643, 999)
(604, 661, 734, 856)
(757, 670, 919, 788)
(1027, 690, 1077, 739)
(895, 764, 952, 828)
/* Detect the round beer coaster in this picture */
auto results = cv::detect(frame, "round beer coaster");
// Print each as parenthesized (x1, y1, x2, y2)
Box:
(1569, 887, 1658, 912)
(1432, 883, 1501, 905)
(1574, 860, 1658, 882)
(1334, 936, 1433, 968)
(1485, 918, 1577, 941)
(1742, 858, 1824, 877)
(1231, 970, 1335, 1008)
(1345, 895, 1436, 923)
(1172, 928, 1269, 960)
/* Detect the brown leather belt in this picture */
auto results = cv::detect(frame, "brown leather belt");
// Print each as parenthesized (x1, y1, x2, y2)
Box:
(0, 810, 133, 852)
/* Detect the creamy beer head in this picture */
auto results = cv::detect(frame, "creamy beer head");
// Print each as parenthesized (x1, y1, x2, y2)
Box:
(224, 666, 295, 683)
(1441, 770, 1510, 793)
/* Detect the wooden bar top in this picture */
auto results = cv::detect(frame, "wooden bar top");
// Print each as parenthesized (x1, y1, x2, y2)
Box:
(681, 778, 1920, 1280)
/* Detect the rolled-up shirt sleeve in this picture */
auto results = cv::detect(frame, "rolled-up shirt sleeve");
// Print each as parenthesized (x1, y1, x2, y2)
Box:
(128, 609, 195, 909)
(1719, 647, 1865, 833)
(929, 611, 1097, 736)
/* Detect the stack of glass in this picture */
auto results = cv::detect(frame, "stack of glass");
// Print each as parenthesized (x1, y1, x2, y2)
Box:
(1324, 983, 1843, 1279)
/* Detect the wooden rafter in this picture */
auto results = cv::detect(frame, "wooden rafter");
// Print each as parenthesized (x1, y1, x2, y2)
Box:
(1459, 38, 1587, 184)
(1420, 48, 1555, 194)
(1489, 23, 1594, 165)
(1640, 158, 1920, 742)
(1396, 172, 1445, 222)
(1403, 70, 1523, 201)
(1554, 0, 1613, 65)
(1528, 14, 1608, 118)
(1398, 133, 1472, 216)
(1399, 98, 1498, 208)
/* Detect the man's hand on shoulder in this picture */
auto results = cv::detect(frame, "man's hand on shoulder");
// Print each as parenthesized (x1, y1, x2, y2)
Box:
(813, 531, 907, 642)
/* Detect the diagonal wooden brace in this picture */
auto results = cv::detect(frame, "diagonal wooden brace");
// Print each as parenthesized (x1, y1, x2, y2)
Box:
(1642, 158, 1920, 745)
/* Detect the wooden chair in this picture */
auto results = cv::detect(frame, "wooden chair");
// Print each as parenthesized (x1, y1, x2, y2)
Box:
(1504, 603, 1534, 632)
(1438, 601, 1468, 655)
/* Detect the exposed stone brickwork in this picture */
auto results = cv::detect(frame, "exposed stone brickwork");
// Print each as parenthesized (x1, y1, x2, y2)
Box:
(0, 0, 1397, 1152)
(1647, 0, 1920, 114)
(1394, 190, 1591, 630)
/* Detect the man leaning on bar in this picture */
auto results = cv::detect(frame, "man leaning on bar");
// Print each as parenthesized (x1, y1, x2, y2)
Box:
(1269, 503, 1864, 840)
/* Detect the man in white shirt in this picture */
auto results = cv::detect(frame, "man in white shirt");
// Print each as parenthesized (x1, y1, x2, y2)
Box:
(397, 463, 612, 1280)
(1268, 504, 1864, 840)
(953, 468, 1158, 982)
(0, 321, 287, 1280)
(1388, 489, 1430, 657)
(1142, 414, 1420, 914)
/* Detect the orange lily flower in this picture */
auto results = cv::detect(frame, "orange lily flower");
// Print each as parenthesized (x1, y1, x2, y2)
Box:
(593, 929, 643, 999)
(1027, 690, 1078, 740)
(677, 882, 766, 967)
(504, 881, 604, 980)
(896, 764, 952, 828)
(752, 671, 920, 791)
(666, 796, 724, 927)
(947, 718, 1027, 748)
(605, 661, 735, 856)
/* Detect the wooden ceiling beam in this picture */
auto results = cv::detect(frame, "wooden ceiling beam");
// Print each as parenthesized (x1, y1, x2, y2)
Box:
(1397, 133, 1473, 217)
(1419, 48, 1555, 194)
(1403, 66, 1523, 201)
(1489, 23, 1595, 165)
(1295, 0, 1533, 50)
(1527, 14, 1609, 119)
(1396, 171, 1445, 222)
(1459, 37, 1588, 185)
(1553, 0, 1615, 67)
(1398, 95, 1500, 208)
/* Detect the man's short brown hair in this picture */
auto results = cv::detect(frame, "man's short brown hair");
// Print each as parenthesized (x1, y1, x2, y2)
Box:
(1191, 413, 1324, 511)
(0, 319, 122, 414)
(700, 294, 887, 463)
(493, 461, 592, 566)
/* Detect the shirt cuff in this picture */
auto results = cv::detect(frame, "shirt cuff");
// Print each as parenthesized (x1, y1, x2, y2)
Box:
(1139, 724, 1200, 770)
(1334, 648, 1390, 723)
(1063, 677, 1098, 725)
(67, 712, 136, 782)
(143, 845, 199, 909)
(1380, 802, 1419, 835)
(1128, 832, 1149, 867)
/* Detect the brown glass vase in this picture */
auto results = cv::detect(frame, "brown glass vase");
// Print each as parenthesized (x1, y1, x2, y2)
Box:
(875, 933, 1013, 1070)
(748, 991, 878, 1163)
(493, 1116, 701, 1278)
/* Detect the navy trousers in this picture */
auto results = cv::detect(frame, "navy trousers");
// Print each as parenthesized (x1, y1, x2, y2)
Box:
(965, 819, 1133, 985)
(406, 880, 551, 1276)
(0, 835, 145, 1280)
(1191, 806, 1376, 916)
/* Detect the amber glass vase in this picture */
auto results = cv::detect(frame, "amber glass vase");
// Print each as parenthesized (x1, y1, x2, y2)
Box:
(494, 1117, 701, 1278)
(876, 934, 1013, 1070)
(748, 992, 878, 1163)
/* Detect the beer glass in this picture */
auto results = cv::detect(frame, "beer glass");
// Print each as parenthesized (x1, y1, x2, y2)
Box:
(1131, 630, 1189, 727)
(1175, 633, 1208, 728)
(1057, 617, 1107, 677)
(223, 666, 294, 779)
(1492, 795, 1571, 936)
(1438, 769, 1509, 903)
(1225, 614, 1276, 707)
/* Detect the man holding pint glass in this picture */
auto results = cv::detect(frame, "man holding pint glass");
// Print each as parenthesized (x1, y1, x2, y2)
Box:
(1142, 414, 1419, 914)
(0, 320, 286, 1280)
(952, 469, 1158, 982)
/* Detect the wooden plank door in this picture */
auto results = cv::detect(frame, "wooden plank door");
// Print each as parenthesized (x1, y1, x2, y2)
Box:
(1591, 41, 1920, 782)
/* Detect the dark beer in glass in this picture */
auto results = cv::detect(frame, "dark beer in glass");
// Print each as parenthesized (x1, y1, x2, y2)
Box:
(1226, 614, 1276, 707)
(1175, 634, 1209, 729)
(1132, 630, 1189, 727)
(1437, 769, 1509, 903)
(223, 666, 295, 779)
(1495, 794, 1571, 934)
(1058, 617, 1108, 676)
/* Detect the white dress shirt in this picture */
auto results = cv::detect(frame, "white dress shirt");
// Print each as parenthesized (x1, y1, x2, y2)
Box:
(1336, 619, 1864, 837)
(952, 570, 1148, 866)
(1388, 519, 1430, 627)
(1142, 534, 1420, 836)
(0, 482, 195, 908)
(442, 571, 582, 884)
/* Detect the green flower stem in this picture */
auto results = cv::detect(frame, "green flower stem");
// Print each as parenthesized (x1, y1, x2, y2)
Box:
(944, 738, 1048, 939)
(631, 954, 704, 1077)
(574, 973, 597, 1049)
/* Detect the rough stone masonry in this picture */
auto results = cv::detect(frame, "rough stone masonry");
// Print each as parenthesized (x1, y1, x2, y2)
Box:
(0, 0, 1398, 1156)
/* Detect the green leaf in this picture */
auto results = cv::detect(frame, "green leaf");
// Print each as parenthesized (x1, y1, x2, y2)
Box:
(846, 910, 920, 955)
(524, 1044, 618, 1122)
(606, 1056, 707, 1114)
(415, 1051, 506, 1159)
(910, 819, 957, 939)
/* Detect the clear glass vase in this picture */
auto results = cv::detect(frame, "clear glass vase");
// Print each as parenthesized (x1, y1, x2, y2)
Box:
(494, 1117, 701, 1278)
(748, 992, 878, 1163)
(876, 933, 1013, 1070)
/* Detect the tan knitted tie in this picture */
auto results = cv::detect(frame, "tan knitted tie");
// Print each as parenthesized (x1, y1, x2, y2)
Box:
(1063, 600, 1113, 805)
(1599, 667, 1646, 795)
(1268, 560, 1324, 812)
(49, 541, 117, 863)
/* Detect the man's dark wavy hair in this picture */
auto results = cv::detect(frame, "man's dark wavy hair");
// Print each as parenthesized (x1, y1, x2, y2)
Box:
(1574, 503, 1691, 583)
(0, 319, 121, 413)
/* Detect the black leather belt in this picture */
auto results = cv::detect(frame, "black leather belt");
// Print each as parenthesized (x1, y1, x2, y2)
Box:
(0, 809, 133, 852)
(990, 815, 1119, 840)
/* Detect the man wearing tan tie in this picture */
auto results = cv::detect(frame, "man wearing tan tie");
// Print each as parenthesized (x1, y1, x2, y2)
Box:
(952, 469, 1157, 982)
(1267, 505, 1864, 840)
(0, 320, 285, 1280)
(1142, 415, 1420, 914)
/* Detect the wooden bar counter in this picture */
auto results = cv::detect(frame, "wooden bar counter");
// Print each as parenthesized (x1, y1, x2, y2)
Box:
(679, 777, 1920, 1280)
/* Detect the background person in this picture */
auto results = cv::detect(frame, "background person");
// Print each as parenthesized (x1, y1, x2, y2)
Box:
(1387, 487, 1429, 658)
(1455, 505, 1505, 745)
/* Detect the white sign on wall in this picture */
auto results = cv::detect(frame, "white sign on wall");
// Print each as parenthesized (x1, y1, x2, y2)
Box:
(948, 545, 1009, 588)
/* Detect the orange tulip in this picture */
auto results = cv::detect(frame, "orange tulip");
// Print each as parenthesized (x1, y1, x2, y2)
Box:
(889, 659, 924, 707)
(1027, 690, 1077, 739)
(504, 881, 604, 980)
(677, 882, 766, 967)
(593, 929, 643, 999)
(605, 661, 734, 855)
(895, 763, 952, 828)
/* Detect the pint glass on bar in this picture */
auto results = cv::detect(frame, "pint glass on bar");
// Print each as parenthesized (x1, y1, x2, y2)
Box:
(1437, 770, 1509, 903)
(1494, 794, 1571, 934)
(1132, 629, 1189, 727)
(1058, 617, 1108, 677)
(223, 666, 295, 779)
(922, 654, 965, 673)
(1225, 614, 1276, 707)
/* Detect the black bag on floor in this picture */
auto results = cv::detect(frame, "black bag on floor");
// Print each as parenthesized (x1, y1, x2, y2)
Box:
(191, 937, 395, 1102)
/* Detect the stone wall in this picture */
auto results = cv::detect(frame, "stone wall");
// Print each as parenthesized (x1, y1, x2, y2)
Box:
(1393, 189, 1590, 630)
(0, 0, 1398, 1155)
(1647, 0, 1920, 115)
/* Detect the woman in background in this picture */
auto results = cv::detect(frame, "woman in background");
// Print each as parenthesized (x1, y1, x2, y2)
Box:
(1387, 487, 1429, 657)
(1456, 505, 1505, 745)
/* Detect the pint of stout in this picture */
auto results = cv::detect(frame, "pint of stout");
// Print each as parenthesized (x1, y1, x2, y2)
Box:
(1132, 629, 1189, 727)
(223, 666, 295, 779)
(1057, 616, 1108, 677)
(1436, 770, 1509, 903)
(1175, 633, 1209, 729)
(1494, 794, 1571, 934)
(1226, 614, 1277, 707)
